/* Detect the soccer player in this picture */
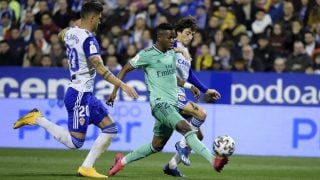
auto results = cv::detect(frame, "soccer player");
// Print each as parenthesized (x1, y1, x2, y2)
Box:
(163, 17, 222, 177)
(106, 23, 228, 177)
(13, 1, 138, 178)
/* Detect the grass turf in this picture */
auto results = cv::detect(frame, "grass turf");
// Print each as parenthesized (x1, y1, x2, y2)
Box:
(0, 148, 319, 180)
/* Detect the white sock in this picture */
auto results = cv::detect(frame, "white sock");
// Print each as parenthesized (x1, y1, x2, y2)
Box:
(179, 137, 188, 148)
(168, 153, 181, 169)
(36, 117, 75, 149)
(82, 133, 115, 167)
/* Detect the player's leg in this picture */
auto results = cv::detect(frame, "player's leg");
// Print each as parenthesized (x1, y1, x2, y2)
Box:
(12, 88, 92, 149)
(175, 120, 229, 172)
(78, 95, 116, 178)
(109, 102, 174, 176)
(108, 135, 170, 176)
(168, 99, 206, 168)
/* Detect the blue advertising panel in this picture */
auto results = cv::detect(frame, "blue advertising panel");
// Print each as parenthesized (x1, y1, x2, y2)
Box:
(0, 67, 319, 106)
(1, 98, 319, 157)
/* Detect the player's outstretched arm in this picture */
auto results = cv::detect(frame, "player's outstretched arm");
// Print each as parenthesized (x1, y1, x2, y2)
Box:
(90, 56, 138, 100)
(106, 63, 136, 106)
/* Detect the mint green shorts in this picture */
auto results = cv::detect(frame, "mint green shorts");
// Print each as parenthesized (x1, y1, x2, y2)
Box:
(151, 102, 185, 137)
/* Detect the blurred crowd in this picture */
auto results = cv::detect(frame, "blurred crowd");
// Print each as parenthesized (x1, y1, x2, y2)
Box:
(0, 0, 320, 74)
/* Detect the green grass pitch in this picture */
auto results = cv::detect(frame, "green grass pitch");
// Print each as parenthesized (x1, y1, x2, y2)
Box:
(1, 148, 319, 180)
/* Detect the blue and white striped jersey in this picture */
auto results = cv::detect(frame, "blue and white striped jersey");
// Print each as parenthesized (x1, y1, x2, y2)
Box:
(64, 27, 101, 92)
(175, 40, 192, 96)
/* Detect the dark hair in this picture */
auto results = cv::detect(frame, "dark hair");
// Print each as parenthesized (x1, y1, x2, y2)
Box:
(80, 1, 103, 19)
(156, 23, 174, 33)
(175, 16, 197, 33)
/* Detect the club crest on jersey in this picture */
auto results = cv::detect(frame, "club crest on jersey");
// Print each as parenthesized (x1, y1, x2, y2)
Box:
(178, 95, 186, 101)
(89, 41, 97, 54)
(79, 118, 85, 126)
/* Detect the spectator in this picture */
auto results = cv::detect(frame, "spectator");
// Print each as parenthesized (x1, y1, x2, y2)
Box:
(146, 3, 161, 30)
(195, 44, 214, 71)
(0, 40, 12, 65)
(0, 0, 15, 22)
(231, 58, 248, 72)
(241, 44, 265, 72)
(195, 4, 208, 29)
(234, 0, 259, 30)
(122, 44, 137, 65)
(215, 46, 233, 71)
(20, 10, 37, 43)
(0, 11, 12, 40)
(224, 18, 247, 42)
(53, 0, 75, 29)
(208, 30, 228, 58)
(22, 41, 43, 67)
(166, 3, 182, 25)
(268, 0, 283, 23)
(251, 8, 272, 41)
(307, 0, 320, 30)
(295, 0, 312, 26)
(272, 57, 287, 73)
(205, 16, 220, 41)
(312, 50, 320, 74)
(8, 26, 25, 66)
(33, 28, 50, 54)
(231, 32, 251, 59)
(49, 43, 65, 67)
(269, 23, 287, 56)
(286, 20, 305, 52)
(34, 0, 50, 25)
(61, 56, 68, 68)
(139, 29, 153, 49)
(304, 31, 320, 56)
(40, 12, 60, 42)
(286, 41, 313, 73)
(278, 1, 298, 32)
(213, 5, 236, 31)
(105, 55, 122, 71)
(40, 54, 52, 67)
(189, 31, 203, 61)
(131, 13, 147, 45)
(254, 35, 275, 71)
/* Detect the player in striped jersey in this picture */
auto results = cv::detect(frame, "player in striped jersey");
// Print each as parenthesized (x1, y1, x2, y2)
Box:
(13, 2, 137, 178)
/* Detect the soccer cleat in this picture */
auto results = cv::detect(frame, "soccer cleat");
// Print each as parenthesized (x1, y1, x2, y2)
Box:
(13, 108, 41, 129)
(163, 164, 184, 177)
(78, 166, 108, 178)
(108, 153, 124, 176)
(175, 141, 190, 166)
(213, 156, 229, 172)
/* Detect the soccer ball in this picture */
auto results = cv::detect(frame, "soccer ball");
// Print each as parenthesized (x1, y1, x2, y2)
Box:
(213, 135, 235, 157)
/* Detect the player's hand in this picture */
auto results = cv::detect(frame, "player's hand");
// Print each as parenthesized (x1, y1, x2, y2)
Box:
(106, 91, 117, 107)
(191, 85, 200, 100)
(205, 89, 221, 101)
(120, 83, 139, 99)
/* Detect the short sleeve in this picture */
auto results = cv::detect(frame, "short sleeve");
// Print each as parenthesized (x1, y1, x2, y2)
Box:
(129, 51, 148, 68)
(83, 37, 100, 58)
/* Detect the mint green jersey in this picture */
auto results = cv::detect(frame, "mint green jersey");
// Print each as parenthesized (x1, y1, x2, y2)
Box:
(129, 45, 178, 108)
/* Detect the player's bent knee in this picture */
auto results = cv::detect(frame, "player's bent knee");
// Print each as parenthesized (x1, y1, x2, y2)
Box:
(71, 135, 85, 149)
(198, 109, 207, 121)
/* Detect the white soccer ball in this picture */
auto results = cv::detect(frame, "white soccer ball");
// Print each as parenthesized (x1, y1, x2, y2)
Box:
(213, 135, 235, 157)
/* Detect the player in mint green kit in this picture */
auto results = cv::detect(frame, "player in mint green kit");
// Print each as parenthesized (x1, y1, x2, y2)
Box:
(107, 23, 228, 176)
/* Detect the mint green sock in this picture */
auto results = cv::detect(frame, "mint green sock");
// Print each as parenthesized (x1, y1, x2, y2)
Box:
(123, 142, 157, 165)
(185, 131, 213, 164)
